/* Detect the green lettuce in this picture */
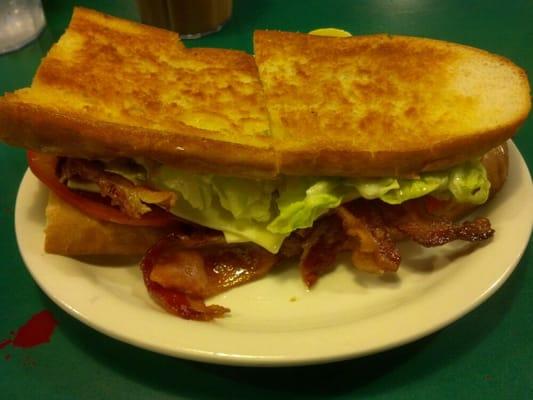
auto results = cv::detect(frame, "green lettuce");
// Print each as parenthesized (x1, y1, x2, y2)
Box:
(150, 166, 287, 252)
(105, 159, 491, 253)
(166, 195, 287, 253)
(378, 174, 449, 204)
(267, 178, 350, 234)
(150, 166, 214, 210)
(447, 161, 491, 204)
(211, 176, 275, 222)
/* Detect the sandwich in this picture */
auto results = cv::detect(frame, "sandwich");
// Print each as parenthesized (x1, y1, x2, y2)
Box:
(0, 8, 530, 320)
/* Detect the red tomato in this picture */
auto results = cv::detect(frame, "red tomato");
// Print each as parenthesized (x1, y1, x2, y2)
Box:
(27, 151, 178, 227)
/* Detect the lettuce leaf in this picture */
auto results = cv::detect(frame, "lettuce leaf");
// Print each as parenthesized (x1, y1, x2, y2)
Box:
(106, 159, 491, 253)
(150, 166, 286, 252)
(267, 178, 350, 234)
(266, 161, 490, 235)
(150, 166, 213, 210)
(167, 195, 287, 253)
(211, 176, 275, 222)
(378, 174, 449, 204)
(448, 161, 491, 204)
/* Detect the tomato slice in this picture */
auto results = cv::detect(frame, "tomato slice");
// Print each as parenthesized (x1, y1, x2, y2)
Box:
(27, 151, 178, 227)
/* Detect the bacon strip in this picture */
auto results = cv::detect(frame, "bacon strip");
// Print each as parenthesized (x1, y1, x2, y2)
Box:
(337, 203, 401, 274)
(60, 158, 176, 218)
(297, 216, 345, 287)
(380, 199, 495, 247)
(141, 229, 277, 320)
(294, 199, 495, 278)
(140, 200, 495, 319)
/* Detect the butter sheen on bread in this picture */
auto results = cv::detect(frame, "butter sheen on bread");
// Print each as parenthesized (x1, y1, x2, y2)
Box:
(0, 9, 530, 179)
(254, 30, 530, 177)
(0, 7, 275, 178)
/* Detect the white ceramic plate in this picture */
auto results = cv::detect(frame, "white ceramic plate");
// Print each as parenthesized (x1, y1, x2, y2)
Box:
(15, 142, 533, 366)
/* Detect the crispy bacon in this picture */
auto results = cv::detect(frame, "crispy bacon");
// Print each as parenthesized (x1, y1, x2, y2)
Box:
(292, 199, 495, 278)
(140, 198, 495, 319)
(141, 229, 277, 320)
(337, 203, 401, 274)
(379, 199, 495, 247)
(297, 216, 346, 287)
(59, 158, 176, 218)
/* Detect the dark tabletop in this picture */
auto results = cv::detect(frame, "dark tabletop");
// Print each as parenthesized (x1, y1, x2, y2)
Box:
(1, 0, 532, 398)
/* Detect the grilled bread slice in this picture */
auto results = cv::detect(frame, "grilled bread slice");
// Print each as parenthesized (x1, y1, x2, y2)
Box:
(45, 192, 169, 255)
(0, 7, 275, 178)
(254, 30, 530, 177)
(0, 10, 529, 180)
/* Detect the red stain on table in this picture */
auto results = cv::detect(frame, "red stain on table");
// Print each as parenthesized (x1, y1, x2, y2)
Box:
(1, 310, 57, 352)
(13, 311, 56, 348)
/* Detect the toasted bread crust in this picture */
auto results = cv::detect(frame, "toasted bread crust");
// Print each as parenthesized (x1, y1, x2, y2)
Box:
(0, 10, 530, 178)
(280, 120, 523, 177)
(0, 7, 276, 178)
(65, 6, 185, 51)
(255, 31, 531, 177)
(0, 99, 277, 178)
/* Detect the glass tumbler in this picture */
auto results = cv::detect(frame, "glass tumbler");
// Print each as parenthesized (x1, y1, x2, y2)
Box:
(137, 0, 233, 39)
(0, 0, 46, 54)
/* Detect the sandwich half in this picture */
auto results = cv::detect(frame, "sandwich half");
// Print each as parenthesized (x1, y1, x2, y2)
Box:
(0, 8, 530, 320)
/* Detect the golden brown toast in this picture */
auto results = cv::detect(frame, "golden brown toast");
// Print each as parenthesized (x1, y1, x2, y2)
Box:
(0, 7, 276, 178)
(254, 30, 531, 177)
(0, 9, 530, 179)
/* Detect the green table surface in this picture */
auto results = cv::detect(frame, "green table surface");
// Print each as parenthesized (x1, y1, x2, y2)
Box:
(1, 0, 532, 398)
